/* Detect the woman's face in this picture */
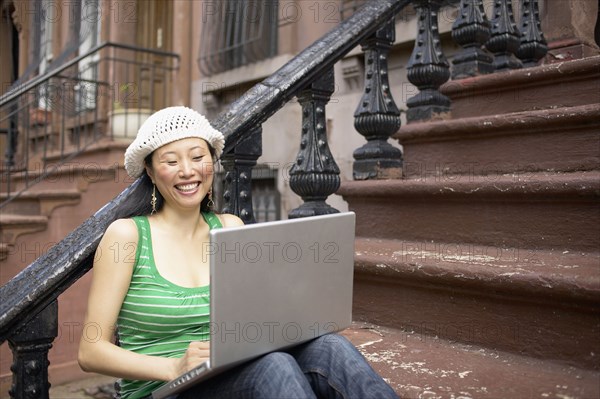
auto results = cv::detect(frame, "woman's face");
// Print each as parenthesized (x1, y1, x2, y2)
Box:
(146, 137, 214, 212)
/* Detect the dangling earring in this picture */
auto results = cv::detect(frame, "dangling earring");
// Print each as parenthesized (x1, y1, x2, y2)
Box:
(207, 189, 215, 209)
(151, 184, 157, 215)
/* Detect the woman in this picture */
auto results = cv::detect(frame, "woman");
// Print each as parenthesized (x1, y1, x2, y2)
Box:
(78, 106, 399, 398)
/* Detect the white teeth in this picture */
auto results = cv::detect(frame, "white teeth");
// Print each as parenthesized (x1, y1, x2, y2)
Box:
(176, 183, 199, 192)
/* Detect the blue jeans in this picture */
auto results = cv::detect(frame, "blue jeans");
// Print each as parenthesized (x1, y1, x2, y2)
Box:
(177, 334, 399, 399)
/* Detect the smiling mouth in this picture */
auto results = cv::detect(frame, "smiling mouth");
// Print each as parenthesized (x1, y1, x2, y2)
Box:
(175, 182, 200, 193)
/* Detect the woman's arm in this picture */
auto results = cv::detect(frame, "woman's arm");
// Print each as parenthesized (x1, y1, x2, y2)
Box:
(78, 218, 204, 381)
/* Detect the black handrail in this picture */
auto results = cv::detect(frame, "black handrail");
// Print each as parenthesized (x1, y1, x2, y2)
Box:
(0, 0, 409, 342)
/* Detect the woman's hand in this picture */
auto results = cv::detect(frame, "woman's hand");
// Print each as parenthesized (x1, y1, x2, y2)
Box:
(172, 341, 210, 378)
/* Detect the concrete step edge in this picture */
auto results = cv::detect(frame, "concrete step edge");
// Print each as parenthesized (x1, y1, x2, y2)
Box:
(0, 188, 82, 201)
(354, 237, 600, 308)
(338, 170, 600, 199)
(0, 214, 49, 225)
(393, 103, 600, 144)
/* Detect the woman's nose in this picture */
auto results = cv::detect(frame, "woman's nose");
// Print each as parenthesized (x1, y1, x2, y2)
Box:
(179, 160, 194, 176)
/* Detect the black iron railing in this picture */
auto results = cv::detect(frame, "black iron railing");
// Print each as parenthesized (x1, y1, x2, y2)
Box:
(0, 0, 547, 397)
(0, 42, 179, 209)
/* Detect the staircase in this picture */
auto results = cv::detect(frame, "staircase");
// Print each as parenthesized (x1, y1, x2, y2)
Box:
(0, 189, 80, 261)
(338, 56, 600, 397)
(0, 145, 132, 386)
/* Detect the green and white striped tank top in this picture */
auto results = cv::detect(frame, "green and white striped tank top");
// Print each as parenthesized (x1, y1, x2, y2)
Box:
(117, 212, 222, 399)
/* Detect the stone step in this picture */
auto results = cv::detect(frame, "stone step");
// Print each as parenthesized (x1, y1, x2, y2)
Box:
(0, 243, 10, 262)
(0, 163, 125, 193)
(0, 214, 48, 245)
(0, 189, 81, 216)
(341, 321, 600, 399)
(0, 138, 128, 196)
(338, 171, 600, 252)
(394, 103, 600, 177)
(440, 55, 600, 119)
(42, 139, 127, 166)
(351, 237, 600, 370)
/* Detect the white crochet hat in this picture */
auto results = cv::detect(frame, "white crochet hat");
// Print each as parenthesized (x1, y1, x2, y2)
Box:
(124, 106, 225, 178)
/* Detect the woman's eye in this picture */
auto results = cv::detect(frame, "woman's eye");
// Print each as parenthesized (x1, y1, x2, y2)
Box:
(167, 160, 177, 165)
(193, 156, 203, 161)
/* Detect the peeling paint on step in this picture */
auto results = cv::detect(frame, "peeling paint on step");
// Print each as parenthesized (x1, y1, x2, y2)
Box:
(357, 339, 383, 348)
(458, 371, 472, 378)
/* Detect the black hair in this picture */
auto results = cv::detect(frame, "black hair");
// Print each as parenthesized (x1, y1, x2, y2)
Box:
(113, 142, 217, 220)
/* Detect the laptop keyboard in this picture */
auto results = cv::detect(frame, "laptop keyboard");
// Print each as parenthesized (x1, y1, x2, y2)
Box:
(170, 364, 206, 388)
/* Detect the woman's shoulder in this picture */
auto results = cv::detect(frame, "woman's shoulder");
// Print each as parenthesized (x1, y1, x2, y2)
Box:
(216, 213, 245, 228)
(102, 217, 140, 242)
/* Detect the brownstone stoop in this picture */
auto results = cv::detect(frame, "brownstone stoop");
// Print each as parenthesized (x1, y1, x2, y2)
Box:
(338, 56, 600, 397)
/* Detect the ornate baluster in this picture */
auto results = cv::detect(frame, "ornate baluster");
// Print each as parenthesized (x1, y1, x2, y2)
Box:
(406, 0, 451, 123)
(353, 18, 403, 180)
(451, 0, 494, 79)
(486, 0, 523, 71)
(516, 0, 547, 67)
(221, 126, 262, 224)
(8, 301, 58, 399)
(289, 68, 340, 218)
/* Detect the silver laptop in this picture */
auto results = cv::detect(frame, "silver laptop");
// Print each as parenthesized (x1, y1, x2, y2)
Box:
(152, 212, 356, 399)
